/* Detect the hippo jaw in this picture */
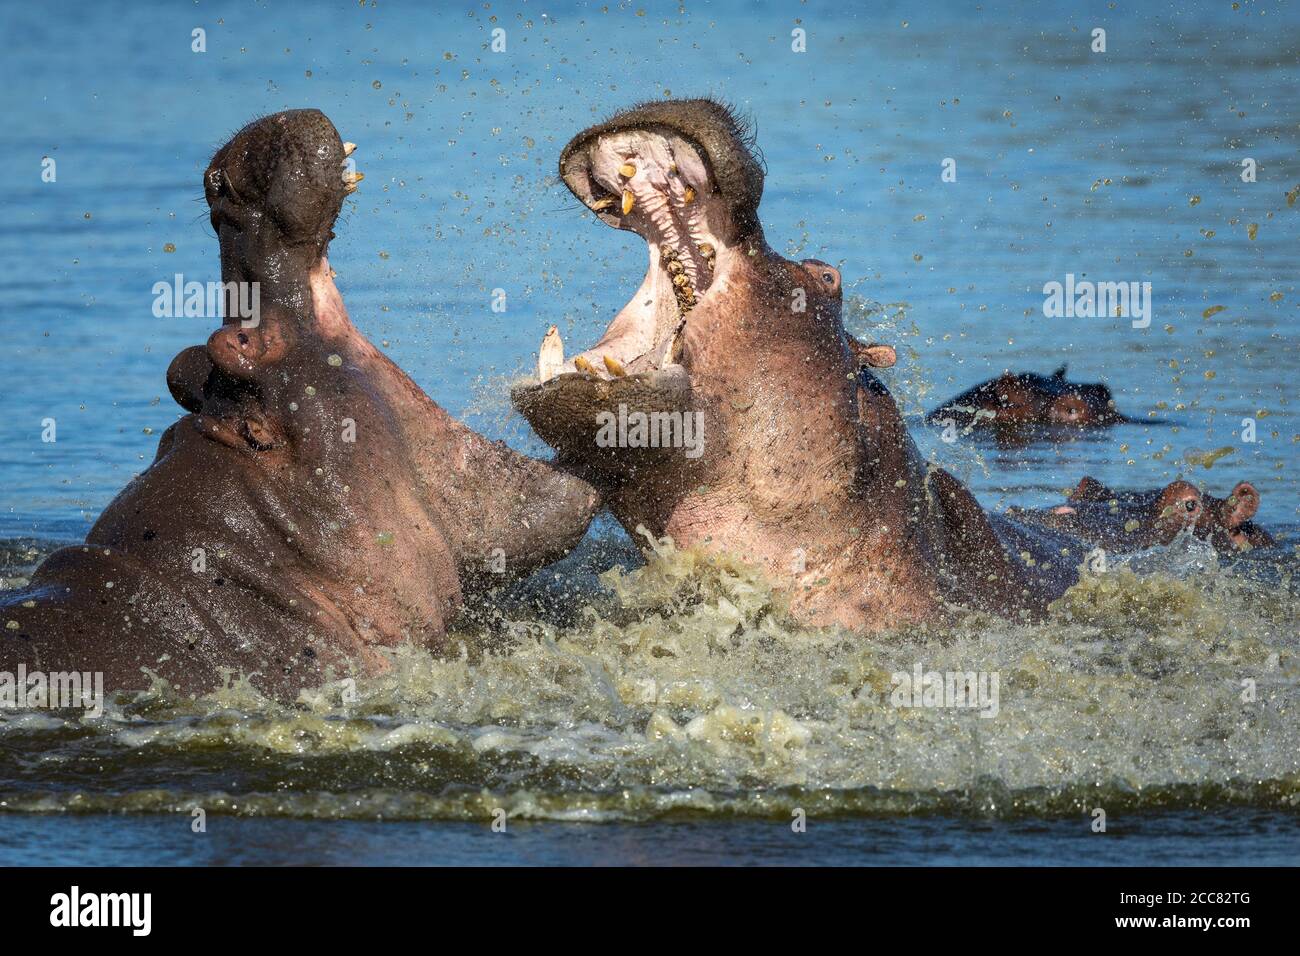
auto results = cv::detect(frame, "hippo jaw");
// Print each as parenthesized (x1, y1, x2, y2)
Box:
(170, 110, 366, 438)
(203, 109, 359, 310)
(512, 100, 765, 468)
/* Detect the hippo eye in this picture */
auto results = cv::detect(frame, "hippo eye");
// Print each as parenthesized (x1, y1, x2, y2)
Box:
(822, 271, 835, 284)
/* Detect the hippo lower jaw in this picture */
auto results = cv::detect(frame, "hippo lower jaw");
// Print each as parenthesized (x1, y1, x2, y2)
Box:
(511, 114, 753, 466)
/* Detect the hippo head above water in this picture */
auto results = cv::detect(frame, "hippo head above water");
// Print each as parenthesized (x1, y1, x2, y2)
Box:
(1, 109, 599, 697)
(512, 99, 1072, 630)
(512, 98, 821, 472)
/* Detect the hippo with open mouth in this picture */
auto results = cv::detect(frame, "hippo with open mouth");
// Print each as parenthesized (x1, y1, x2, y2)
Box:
(1008, 476, 1274, 553)
(512, 99, 1084, 630)
(926, 365, 1145, 439)
(0, 110, 599, 697)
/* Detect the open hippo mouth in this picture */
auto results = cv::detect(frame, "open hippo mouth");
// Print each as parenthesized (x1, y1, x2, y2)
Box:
(511, 100, 765, 468)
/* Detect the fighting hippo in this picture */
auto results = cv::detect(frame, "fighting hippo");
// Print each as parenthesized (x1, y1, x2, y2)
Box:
(926, 365, 1143, 437)
(512, 99, 1084, 631)
(0, 110, 598, 698)
(1008, 476, 1274, 553)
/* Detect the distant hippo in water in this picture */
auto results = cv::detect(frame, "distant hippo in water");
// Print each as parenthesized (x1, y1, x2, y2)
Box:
(1008, 476, 1274, 553)
(0, 110, 599, 698)
(927, 365, 1144, 437)
(512, 99, 1088, 631)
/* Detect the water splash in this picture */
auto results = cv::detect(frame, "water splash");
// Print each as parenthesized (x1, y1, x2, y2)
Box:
(0, 532, 1296, 823)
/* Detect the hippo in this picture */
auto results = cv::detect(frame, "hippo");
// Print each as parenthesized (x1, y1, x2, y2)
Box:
(511, 99, 1085, 631)
(926, 366, 1142, 437)
(1008, 476, 1274, 553)
(0, 110, 599, 698)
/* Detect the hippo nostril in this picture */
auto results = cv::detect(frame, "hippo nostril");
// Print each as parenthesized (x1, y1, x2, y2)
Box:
(1184, 499, 1198, 513)
(237, 332, 250, 345)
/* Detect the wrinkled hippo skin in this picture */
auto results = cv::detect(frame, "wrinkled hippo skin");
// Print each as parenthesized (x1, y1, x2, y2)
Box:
(927, 365, 1144, 438)
(0, 110, 599, 698)
(1008, 476, 1274, 553)
(512, 99, 1085, 631)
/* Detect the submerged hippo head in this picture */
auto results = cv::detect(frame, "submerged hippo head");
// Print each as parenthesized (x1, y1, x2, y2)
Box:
(1010, 475, 1274, 554)
(927, 365, 1137, 438)
(1, 109, 597, 697)
(1195, 481, 1274, 551)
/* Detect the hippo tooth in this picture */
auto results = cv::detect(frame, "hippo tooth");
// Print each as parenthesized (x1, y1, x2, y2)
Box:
(591, 196, 615, 211)
(573, 355, 599, 376)
(343, 141, 357, 157)
(683, 186, 696, 204)
(619, 162, 637, 178)
(538, 325, 564, 383)
(621, 190, 635, 215)
(343, 170, 365, 185)
(603, 355, 627, 377)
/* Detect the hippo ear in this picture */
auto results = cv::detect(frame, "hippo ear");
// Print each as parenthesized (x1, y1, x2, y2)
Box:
(206, 320, 289, 378)
(849, 337, 896, 369)
(1222, 482, 1260, 529)
(1069, 475, 1113, 502)
(1053, 364, 1068, 380)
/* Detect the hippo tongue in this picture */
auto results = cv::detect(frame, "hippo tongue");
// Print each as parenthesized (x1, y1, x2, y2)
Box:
(538, 127, 735, 383)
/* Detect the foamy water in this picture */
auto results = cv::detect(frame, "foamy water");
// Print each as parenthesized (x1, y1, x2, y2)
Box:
(2, 531, 1296, 832)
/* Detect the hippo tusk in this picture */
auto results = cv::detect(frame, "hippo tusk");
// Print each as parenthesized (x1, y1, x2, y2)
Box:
(343, 141, 357, 157)
(538, 326, 564, 383)
(603, 355, 627, 377)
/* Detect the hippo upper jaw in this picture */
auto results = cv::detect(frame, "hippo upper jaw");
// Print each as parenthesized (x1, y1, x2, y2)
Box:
(204, 109, 359, 313)
(511, 100, 772, 468)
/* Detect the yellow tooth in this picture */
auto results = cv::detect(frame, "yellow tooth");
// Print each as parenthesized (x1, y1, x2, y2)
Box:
(343, 171, 365, 185)
(603, 355, 627, 377)
(683, 186, 695, 204)
(619, 163, 637, 178)
(698, 242, 714, 257)
(573, 355, 599, 376)
(343, 142, 357, 157)
(621, 190, 635, 215)
(591, 196, 615, 211)
(329, 268, 338, 278)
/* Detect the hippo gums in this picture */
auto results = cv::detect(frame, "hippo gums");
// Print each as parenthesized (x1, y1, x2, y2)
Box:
(926, 365, 1143, 436)
(0, 110, 599, 697)
(1008, 476, 1274, 553)
(512, 99, 1083, 631)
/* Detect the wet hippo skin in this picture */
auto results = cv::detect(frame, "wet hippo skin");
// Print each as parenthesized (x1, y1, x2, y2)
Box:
(1008, 476, 1274, 553)
(0, 110, 600, 698)
(512, 99, 1089, 631)
(927, 365, 1147, 439)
